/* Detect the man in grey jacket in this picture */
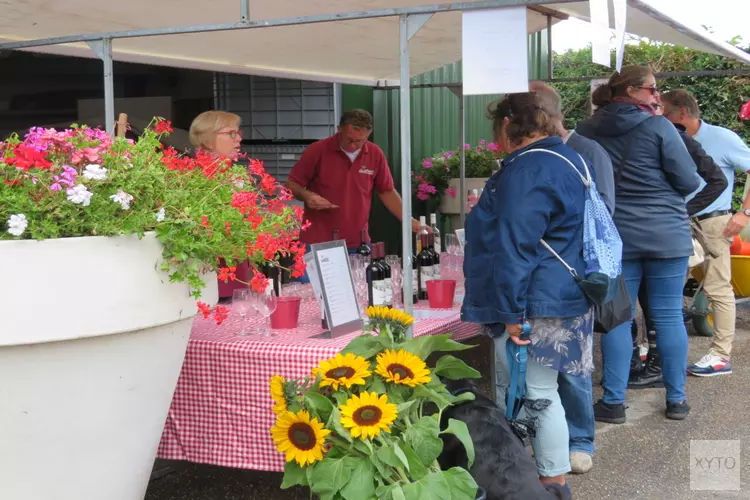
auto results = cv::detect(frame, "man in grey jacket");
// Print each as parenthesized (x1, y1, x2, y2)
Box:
(529, 81, 615, 475)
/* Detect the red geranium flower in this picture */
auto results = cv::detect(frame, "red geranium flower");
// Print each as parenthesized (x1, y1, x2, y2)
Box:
(153, 120, 174, 135)
(218, 266, 237, 283)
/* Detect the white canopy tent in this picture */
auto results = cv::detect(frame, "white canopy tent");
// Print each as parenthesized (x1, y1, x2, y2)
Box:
(2, 0, 749, 330)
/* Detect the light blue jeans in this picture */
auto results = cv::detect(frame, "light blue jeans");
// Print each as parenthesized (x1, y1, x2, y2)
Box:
(494, 333, 571, 477)
(558, 372, 595, 456)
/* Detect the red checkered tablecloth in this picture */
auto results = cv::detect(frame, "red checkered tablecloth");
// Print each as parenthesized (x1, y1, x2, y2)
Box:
(156, 277, 480, 472)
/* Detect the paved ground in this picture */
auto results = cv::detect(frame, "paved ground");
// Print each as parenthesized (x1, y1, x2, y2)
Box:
(145, 308, 750, 500)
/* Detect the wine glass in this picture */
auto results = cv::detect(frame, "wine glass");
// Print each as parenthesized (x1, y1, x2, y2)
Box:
(251, 290, 278, 337)
(386, 255, 400, 268)
(232, 288, 251, 336)
(390, 263, 403, 309)
(281, 282, 300, 297)
(467, 188, 483, 211)
(444, 234, 460, 272)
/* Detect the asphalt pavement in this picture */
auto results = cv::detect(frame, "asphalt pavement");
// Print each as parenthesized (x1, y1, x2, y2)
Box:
(145, 308, 750, 500)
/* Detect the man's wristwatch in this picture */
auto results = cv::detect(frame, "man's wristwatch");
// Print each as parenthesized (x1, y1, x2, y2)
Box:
(742, 209, 750, 217)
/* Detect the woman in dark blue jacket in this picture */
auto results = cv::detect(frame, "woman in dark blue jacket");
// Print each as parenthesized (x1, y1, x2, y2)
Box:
(461, 92, 594, 489)
(576, 66, 701, 422)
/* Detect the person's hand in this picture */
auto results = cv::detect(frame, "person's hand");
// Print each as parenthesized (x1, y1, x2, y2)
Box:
(506, 324, 531, 346)
(723, 212, 750, 238)
(411, 218, 433, 233)
(304, 191, 338, 210)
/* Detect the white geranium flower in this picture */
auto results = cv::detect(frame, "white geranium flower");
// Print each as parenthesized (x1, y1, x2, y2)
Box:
(155, 207, 166, 222)
(66, 184, 93, 206)
(82, 163, 107, 181)
(7, 214, 28, 237)
(109, 190, 135, 210)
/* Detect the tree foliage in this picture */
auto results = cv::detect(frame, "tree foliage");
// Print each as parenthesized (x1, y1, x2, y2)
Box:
(551, 38, 750, 201)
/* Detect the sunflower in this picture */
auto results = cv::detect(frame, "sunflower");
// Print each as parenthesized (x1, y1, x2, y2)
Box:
(366, 306, 415, 328)
(313, 352, 371, 391)
(340, 391, 398, 440)
(269, 375, 287, 415)
(270, 410, 331, 467)
(375, 349, 432, 387)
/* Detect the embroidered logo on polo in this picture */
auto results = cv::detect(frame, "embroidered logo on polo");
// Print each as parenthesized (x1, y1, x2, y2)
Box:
(358, 166, 375, 176)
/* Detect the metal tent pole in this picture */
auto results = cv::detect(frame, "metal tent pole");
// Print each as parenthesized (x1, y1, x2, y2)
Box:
(459, 92, 466, 225)
(547, 14, 553, 79)
(88, 39, 115, 136)
(398, 13, 431, 337)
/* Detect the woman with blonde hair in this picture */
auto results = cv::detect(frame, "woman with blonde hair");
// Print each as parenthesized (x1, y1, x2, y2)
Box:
(188, 110, 243, 158)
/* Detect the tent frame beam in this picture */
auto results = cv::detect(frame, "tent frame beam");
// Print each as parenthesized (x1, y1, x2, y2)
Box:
(0, 0, 580, 51)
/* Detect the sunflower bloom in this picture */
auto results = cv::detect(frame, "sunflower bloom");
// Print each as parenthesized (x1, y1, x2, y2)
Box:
(366, 305, 415, 328)
(269, 375, 287, 415)
(340, 392, 398, 440)
(314, 352, 371, 391)
(270, 410, 331, 467)
(375, 349, 432, 387)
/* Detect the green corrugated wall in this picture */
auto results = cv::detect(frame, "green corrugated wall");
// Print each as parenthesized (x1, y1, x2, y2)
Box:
(351, 30, 550, 254)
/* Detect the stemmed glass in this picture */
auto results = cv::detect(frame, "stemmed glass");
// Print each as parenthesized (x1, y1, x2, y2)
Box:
(232, 288, 252, 336)
(445, 234, 460, 272)
(390, 262, 403, 309)
(251, 290, 278, 337)
(467, 188, 483, 211)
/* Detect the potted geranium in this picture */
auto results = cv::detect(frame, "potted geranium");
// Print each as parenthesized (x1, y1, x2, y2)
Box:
(413, 141, 502, 227)
(0, 121, 305, 500)
(269, 306, 486, 500)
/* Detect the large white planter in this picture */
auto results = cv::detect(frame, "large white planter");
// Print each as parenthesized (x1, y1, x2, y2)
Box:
(439, 177, 489, 230)
(0, 233, 218, 500)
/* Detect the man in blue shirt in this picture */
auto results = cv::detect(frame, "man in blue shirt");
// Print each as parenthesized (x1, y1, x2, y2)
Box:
(530, 81, 615, 475)
(662, 90, 750, 377)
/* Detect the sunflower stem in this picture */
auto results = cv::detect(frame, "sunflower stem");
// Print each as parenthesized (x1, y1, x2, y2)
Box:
(396, 466, 409, 483)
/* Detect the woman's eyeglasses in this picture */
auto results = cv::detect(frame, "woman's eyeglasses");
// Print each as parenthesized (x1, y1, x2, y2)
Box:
(216, 130, 243, 140)
(636, 86, 659, 96)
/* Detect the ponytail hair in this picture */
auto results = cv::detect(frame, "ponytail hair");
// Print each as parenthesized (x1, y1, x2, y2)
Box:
(592, 65, 654, 107)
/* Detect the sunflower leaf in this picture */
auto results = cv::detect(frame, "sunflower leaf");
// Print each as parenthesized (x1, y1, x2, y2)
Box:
(399, 442, 429, 480)
(403, 416, 444, 466)
(441, 418, 476, 469)
(280, 460, 309, 489)
(371, 451, 393, 479)
(353, 438, 374, 456)
(433, 355, 482, 380)
(305, 393, 334, 422)
(400, 471, 451, 500)
(401, 334, 474, 360)
(397, 400, 417, 417)
(368, 376, 387, 395)
(376, 442, 410, 471)
(340, 456, 377, 500)
(328, 407, 353, 443)
(413, 385, 453, 411)
(376, 484, 406, 500)
(310, 456, 357, 496)
(341, 333, 386, 359)
(443, 467, 479, 500)
(449, 391, 476, 405)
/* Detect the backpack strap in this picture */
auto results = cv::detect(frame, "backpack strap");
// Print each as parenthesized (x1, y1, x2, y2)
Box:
(515, 149, 591, 188)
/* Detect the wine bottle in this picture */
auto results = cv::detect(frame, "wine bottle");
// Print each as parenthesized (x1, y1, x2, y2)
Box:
(367, 243, 386, 306)
(430, 213, 441, 254)
(416, 216, 427, 254)
(357, 228, 371, 261)
(376, 243, 393, 308)
(263, 263, 281, 297)
(417, 233, 433, 301)
(427, 233, 441, 281)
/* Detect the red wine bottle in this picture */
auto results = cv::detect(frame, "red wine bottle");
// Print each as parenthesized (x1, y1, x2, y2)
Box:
(376, 243, 393, 308)
(417, 233, 433, 300)
(367, 242, 386, 306)
(427, 234, 441, 281)
(357, 229, 371, 260)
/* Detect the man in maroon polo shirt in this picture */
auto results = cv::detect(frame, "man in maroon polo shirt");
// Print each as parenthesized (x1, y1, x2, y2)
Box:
(286, 110, 420, 278)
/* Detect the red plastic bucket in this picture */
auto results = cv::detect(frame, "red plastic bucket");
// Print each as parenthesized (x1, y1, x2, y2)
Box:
(270, 296, 302, 329)
(426, 280, 457, 309)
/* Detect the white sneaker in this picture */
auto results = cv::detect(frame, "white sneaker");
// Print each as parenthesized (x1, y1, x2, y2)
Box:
(687, 354, 732, 377)
(570, 452, 593, 474)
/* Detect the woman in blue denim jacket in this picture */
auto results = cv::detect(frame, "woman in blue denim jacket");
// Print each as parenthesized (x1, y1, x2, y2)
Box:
(461, 92, 594, 489)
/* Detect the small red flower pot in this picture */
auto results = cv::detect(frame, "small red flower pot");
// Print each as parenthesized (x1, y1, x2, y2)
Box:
(426, 279, 457, 309)
(270, 296, 302, 329)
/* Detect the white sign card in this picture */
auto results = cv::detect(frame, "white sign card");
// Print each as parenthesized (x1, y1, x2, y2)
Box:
(462, 7, 529, 96)
(589, 0, 611, 67)
(309, 241, 363, 338)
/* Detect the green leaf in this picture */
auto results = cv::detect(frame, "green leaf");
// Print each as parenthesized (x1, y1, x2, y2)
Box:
(403, 416, 443, 466)
(402, 334, 474, 360)
(332, 391, 349, 406)
(368, 376, 387, 395)
(280, 460, 308, 489)
(341, 334, 385, 359)
(328, 407, 352, 443)
(353, 438, 374, 456)
(449, 391, 476, 405)
(441, 419, 476, 469)
(378, 484, 406, 500)
(371, 452, 394, 480)
(305, 392, 334, 422)
(444, 467, 479, 500)
(399, 442, 429, 480)
(433, 355, 481, 380)
(309, 456, 356, 497)
(413, 385, 452, 411)
(376, 442, 410, 470)
(340, 456, 377, 500)
(397, 400, 417, 417)
(400, 471, 451, 500)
